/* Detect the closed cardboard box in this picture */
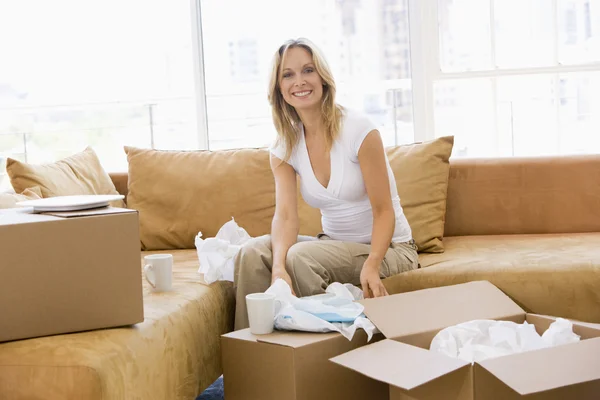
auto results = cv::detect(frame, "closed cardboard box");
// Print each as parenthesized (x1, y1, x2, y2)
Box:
(331, 281, 600, 399)
(0, 208, 144, 342)
(222, 328, 389, 400)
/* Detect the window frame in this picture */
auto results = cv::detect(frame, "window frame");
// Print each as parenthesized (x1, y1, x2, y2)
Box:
(409, 0, 600, 150)
(191, 0, 600, 152)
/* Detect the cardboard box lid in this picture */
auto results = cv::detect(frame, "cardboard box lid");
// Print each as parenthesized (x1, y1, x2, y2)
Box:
(0, 207, 134, 226)
(41, 207, 134, 218)
(330, 339, 469, 390)
(478, 337, 600, 395)
(223, 329, 344, 348)
(361, 281, 524, 339)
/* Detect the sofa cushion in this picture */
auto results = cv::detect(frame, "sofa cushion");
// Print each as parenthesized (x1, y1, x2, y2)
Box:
(0, 250, 234, 400)
(387, 136, 454, 253)
(126, 137, 453, 251)
(0, 187, 42, 209)
(6, 147, 125, 208)
(383, 233, 600, 323)
(444, 155, 600, 237)
(125, 146, 277, 250)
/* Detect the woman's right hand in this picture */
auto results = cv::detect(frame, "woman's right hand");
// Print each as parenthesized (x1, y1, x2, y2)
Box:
(271, 267, 296, 296)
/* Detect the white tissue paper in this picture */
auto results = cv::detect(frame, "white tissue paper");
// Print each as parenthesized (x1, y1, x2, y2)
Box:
(196, 218, 252, 284)
(430, 318, 581, 363)
(265, 279, 378, 341)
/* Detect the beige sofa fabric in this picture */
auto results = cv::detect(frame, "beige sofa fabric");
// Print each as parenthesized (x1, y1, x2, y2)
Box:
(444, 155, 600, 237)
(125, 147, 277, 250)
(0, 250, 234, 400)
(6, 147, 125, 208)
(384, 233, 600, 323)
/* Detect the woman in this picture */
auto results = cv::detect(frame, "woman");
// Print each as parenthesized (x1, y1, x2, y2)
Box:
(233, 38, 418, 330)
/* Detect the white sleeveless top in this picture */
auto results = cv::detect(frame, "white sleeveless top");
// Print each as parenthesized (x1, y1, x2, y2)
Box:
(270, 109, 412, 244)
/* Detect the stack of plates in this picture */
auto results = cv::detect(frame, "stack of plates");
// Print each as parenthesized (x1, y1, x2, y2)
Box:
(16, 194, 125, 212)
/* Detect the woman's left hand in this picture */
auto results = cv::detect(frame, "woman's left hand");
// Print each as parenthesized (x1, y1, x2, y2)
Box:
(360, 258, 389, 299)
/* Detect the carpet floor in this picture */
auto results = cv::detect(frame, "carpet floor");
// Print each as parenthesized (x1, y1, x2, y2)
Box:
(196, 376, 224, 400)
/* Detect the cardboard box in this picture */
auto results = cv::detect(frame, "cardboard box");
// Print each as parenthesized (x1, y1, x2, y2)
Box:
(0, 207, 144, 342)
(331, 281, 600, 399)
(221, 328, 389, 400)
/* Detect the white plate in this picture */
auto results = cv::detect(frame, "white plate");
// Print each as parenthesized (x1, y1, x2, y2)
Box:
(16, 194, 125, 212)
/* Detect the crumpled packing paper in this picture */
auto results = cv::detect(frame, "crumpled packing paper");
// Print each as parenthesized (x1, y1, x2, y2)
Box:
(430, 318, 581, 363)
(266, 279, 378, 341)
(195, 218, 251, 284)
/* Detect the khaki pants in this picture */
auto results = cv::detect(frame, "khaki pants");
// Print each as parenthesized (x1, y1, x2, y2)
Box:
(233, 234, 419, 330)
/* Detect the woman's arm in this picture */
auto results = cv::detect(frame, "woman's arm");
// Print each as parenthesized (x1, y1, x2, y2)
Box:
(357, 129, 394, 298)
(270, 153, 300, 294)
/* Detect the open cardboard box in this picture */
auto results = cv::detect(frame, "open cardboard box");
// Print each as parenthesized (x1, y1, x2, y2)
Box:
(331, 281, 600, 399)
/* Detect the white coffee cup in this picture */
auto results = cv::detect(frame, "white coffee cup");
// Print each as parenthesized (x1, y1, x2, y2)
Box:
(246, 293, 276, 335)
(144, 254, 173, 292)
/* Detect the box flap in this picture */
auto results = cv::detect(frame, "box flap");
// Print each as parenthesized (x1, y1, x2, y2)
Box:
(478, 337, 600, 395)
(41, 207, 134, 218)
(330, 339, 469, 390)
(362, 281, 524, 339)
(222, 328, 342, 348)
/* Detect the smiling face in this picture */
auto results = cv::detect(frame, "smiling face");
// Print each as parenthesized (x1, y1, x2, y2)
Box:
(279, 46, 324, 112)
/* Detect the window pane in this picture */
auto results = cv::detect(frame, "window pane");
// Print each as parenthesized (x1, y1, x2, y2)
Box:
(434, 79, 496, 157)
(201, 0, 414, 150)
(558, 72, 600, 154)
(438, 0, 492, 71)
(0, 0, 196, 171)
(494, 0, 556, 68)
(496, 75, 559, 156)
(558, 0, 600, 64)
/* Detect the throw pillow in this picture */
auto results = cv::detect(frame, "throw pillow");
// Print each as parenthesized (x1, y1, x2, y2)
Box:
(6, 147, 125, 208)
(387, 136, 454, 253)
(125, 146, 277, 250)
(0, 187, 42, 209)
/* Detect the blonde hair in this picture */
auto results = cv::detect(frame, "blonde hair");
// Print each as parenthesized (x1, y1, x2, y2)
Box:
(268, 38, 343, 162)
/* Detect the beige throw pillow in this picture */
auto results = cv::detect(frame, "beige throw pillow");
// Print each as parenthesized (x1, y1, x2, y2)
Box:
(125, 146, 277, 250)
(6, 147, 125, 208)
(0, 187, 43, 209)
(387, 136, 454, 253)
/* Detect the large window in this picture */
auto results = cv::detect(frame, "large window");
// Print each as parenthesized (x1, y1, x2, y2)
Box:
(433, 0, 600, 157)
(200, 0, 414, 150)
(0, 0, 197, 190)
(1, 0, 600, 191)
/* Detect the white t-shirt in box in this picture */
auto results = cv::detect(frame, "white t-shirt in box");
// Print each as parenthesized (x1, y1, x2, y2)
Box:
(270, 109, 412, 244)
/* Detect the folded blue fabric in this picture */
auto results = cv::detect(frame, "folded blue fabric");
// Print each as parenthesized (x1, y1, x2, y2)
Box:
(311, 312, 366, 323)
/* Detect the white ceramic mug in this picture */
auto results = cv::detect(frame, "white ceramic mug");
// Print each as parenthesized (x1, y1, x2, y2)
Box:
(246, 292, 276, 335)
(144, 254, 173, 292)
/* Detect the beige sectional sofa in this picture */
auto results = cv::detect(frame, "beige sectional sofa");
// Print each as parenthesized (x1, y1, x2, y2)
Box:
(1, 138, 599, 399)
(386, 156, 600, 323)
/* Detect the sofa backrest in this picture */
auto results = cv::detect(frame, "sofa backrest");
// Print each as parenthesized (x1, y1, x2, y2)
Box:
(443, 155, 600, 236)
(110, 172, 129, 199)
(111, 138, 454, 252)
(110, 152, 600, 245)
